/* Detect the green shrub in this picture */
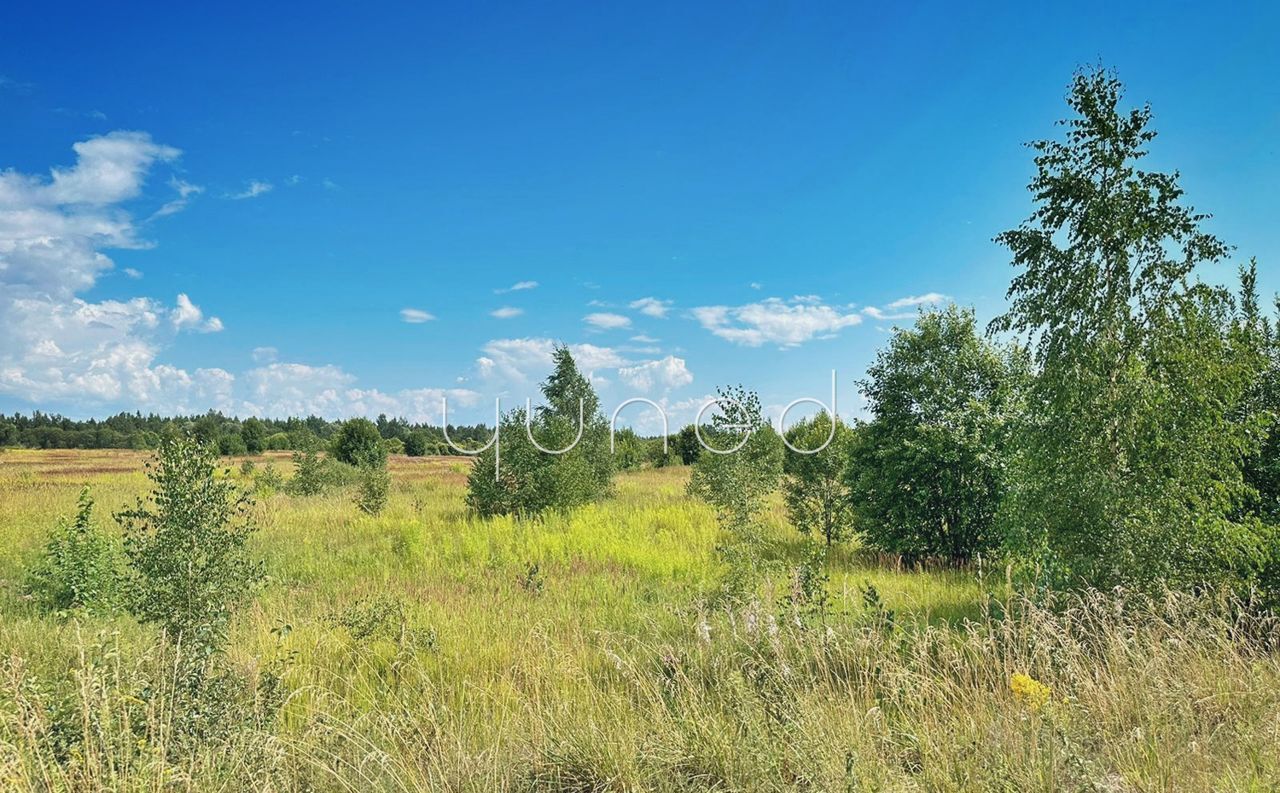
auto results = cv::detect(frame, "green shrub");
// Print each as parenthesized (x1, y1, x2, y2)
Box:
(687, 385, 784, 598)
(847, 306, 1024, 564)
(383, 437, 406, 456)
(217, 433, 247, 456)
(404, 430, 431, 457)
(116, 435, 263, 653)
(25, 488, 121, 615)
(466, 346, 614, 517)
(331, 418, 387, 468)
(354, 464, 391, 515)
(782, 412, 854, 546)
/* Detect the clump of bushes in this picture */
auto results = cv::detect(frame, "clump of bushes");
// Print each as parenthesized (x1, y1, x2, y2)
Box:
(466, 346, 614, 516)
(24, 488, 121, 615)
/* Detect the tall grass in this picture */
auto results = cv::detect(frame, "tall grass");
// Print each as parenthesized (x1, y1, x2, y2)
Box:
(1, 450, 1278, 791)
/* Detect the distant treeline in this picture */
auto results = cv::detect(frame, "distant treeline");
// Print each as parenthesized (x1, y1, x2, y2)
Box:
(0, 411, 497, 457)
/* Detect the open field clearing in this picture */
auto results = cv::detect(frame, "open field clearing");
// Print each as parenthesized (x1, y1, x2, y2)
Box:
(2, 448, 1278, 791)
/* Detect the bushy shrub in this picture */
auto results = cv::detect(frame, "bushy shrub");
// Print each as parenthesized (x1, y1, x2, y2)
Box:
(404, 430, 431, 457)
(116, 434, 263, 653)
(847, 306, 1024, 564)
(217, 433, 247, 456)
(466, 346, 613, 517)
(612, 427, 645, 471)
(25, 488, 121, 615)
(331, 418, 387, 468)
(781, 412, 854, 546)
(355, 464, 391, 515)
(687, 385, 784, 598)
(383, 437, 405, 456)
(253, 462, 284, 493)
(241, 417, 266, 454)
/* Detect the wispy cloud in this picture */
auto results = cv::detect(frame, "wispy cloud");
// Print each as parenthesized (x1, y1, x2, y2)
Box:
(584, 312, 631, 330)
(490, 306, 523, 319)
(251, 346, 278, 363)
(150, 177, 204, 219)
(862, 292, 950, 321)
(495, 279, 539, 294)
(400, 308, 435, 324)
(227, 180, 273, 200)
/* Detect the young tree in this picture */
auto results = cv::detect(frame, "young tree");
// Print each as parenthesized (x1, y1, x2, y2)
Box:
(466, 346, 614, 516)
(404, 430, 431, 457)
(241, 417, 266, 454)
(331, 418, 387, 468)
(116, 435, 263, 653)
(848, 306, 1025, 564)
(687, 385, 784, 596)
(991, 68, 1271, 592)
(782, 412, 854, 547)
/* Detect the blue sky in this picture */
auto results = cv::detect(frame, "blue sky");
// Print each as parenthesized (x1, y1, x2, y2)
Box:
(2, 2, 1277, 428)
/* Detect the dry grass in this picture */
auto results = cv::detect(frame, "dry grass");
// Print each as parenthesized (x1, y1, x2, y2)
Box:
(0, 449, 1277, 791)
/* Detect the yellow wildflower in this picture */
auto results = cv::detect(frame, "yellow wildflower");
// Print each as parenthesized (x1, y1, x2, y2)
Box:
(1010, 672, 1051, 710)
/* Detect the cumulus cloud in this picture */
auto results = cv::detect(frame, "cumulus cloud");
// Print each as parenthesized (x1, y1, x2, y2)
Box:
(400, 307, 435, 323)
(584, 312, 631, 330)
(171, 293, 223, 333)
(629, 297, 672, 318)
(475, 337, 625, 384)
(490, 306, 523, 319)
(495, 279, 538, 294)
(617, 356, 693, 392)
(0, 131, 222, 407)
(0, 131, 478, 421)
(227, 180, 272, 200)
(239, 362, 481, 422)
(692, 297, 862, 347)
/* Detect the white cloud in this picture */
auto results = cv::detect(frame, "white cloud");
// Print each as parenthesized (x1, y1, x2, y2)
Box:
(630, 334, 659, 343)
(0, 131, 233, 409)
(629, 297, 672, 318)
(692, 297, 862, 348)
(240, 362, 480, 422)
(475, 337, 625, 384)
(617, 356, 693, 392)
(227, 180, 272, 200)
(862, 292, 950, 321)
(490, 306, 523, 319)
(251, 346, 278, 363)
(1, 131, 180, 298)
(400, 307, 435, 324)
(149, 177, 203, 219)
(584, 312, 631, 330)
(887, 292, 948, 310)
(0, 131, 480, 421)
(495, 279, 538, 294)
(171, 293, 223, 333)
(122, 268, 143, 279)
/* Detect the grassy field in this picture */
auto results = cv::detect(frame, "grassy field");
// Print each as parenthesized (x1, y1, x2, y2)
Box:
(2, 449, 1279, 791)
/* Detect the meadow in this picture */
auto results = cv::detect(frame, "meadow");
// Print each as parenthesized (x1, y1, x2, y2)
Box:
(2, 448, 1279, 791)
